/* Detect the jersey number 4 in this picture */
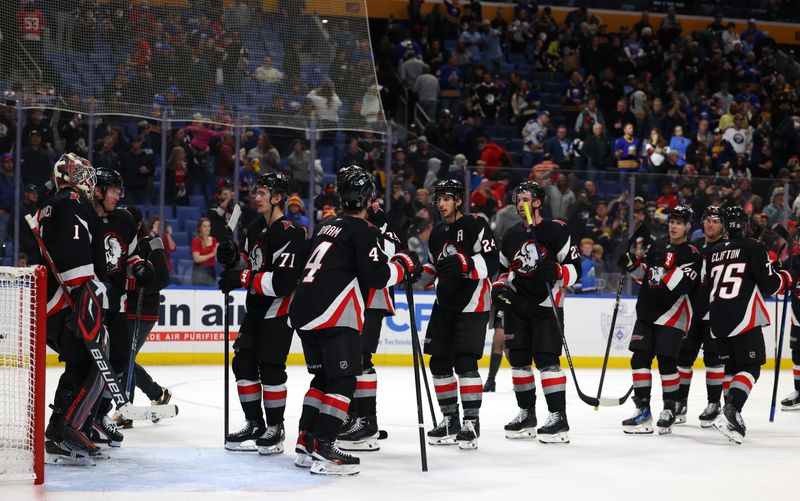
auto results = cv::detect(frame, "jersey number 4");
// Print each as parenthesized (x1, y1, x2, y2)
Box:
(709, 262, 745, 301)
(302, 241, 333, 283)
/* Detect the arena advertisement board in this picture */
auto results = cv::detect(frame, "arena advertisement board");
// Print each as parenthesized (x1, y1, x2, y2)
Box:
(45, 288, 794, 367)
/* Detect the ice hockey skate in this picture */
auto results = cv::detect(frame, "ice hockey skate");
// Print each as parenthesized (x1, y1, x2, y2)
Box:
(537, 412, 569, 443)
(294, 429, 314, 468)
(92, 415, 124, 447)
(675, 399, 687, 425)
(456, 417, 480, 450)
(337, 416, 380, 451)
(427, 413, 459, 445)
(504, 408, 537, 439)
(781, 391, 800, 411)
(699, 402, 721, 427)
(225, 419, 266, 451)
(310, 439, 360, 476)
(656, 402, 678, 435)
(256, 423, 285, 455)
(622, 397, 654, 434)
(712, 404, 745, 444)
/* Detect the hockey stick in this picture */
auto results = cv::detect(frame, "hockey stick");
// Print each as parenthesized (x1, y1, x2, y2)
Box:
(404, 273, 428, 472)
(222, 204, 242, 444)
(25, 214, 178, 422)
(770, 225, 794, 422)
(403, 277, 437, 426)
(125, 288, 145, 399)
(593, 224, 650, 410)
(522, 204, 629, 407)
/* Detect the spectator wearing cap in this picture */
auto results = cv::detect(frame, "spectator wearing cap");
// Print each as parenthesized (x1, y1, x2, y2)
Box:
(120, 135, 155, 205)
(21, 129, 51, 188)
(543, 124, 574, 168)
(424, 109, 458, 154)
(286, 194, 310, 233)
(710, 127, 736, 170)
(723, 114, 754, 158)
(0, 153, 15, 243)
(764, 187, 787, 227)
(412, 64, 440, 121)
(741, 18, 764, 44)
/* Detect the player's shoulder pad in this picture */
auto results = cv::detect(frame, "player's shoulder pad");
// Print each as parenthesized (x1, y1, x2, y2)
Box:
(118, 207, 136, 224)
(688, 243, 700, 255)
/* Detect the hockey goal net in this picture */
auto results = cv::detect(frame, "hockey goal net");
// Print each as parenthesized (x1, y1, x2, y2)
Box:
(0, 266, 46, 484)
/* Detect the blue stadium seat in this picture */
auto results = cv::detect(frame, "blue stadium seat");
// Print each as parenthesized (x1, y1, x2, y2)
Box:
(176, 206, 202, 222)
(172, 247, 191, 261)
(189, 195, 205, 208)
(185, 219, 198, 234)
(171, 231, 190, 247)
(176, 259, 194, 277)
(165, 218, 179, 233)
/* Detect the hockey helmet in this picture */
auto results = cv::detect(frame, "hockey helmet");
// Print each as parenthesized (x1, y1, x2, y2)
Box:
(338, 171, 375, 210)
(724, 206, 748, 237)
(668, 205, 694, 227)
(512, 181, 546, 203)
(255, 172, 289, 201)
(701, 205, 725, 223)
(336, 164, 365, 189)
(95, 168, 125, 198)
(434, 179, 464, 202)
(53, 153, 96, 199)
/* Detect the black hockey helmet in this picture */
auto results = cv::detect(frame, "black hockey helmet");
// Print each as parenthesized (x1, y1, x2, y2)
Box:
(512, 181, 546, 203)
(702, 205, 725, 223)
(336, 164, 365, 188)
(668, 204, 694, 227)
(338, 171, 375, 210)
(434, 179, 464, 202)
(94, 168, 125, 198)
(724, 206, 748, 237)
(255, 172, 289, 201)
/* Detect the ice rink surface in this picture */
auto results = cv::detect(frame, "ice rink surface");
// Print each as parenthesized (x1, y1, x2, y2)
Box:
(7, 365, 800, 500)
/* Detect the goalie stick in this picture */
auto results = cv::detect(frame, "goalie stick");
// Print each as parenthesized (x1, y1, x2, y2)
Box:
(522, 204, 631, 408)
(222, 204, 242, 444)
(769, 223, 795, 422)
(25, 214, 178, 422)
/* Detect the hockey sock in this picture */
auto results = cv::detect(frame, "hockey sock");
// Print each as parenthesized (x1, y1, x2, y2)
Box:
(433, 374, 459, 416)
(677, 366, 693, 401)
(793, 350, 800, 392)
(354, 368, 378, 417)
(722, 374, 733, 400)
(729, 371, 757, 412)
(236, 379, 263, 422)
(458, 371, 483, 419)
(488, 353, 503, 379)
(660, 372, 680, 402)
(705, 365, 725, 403)
(632, 368, 652, 400)
(262, 384, 287, 425)
(299, 386, 325, 432)
(511, 366, 536, 409)
(540, 368, 567, 413)
(316, 393, 351, 441)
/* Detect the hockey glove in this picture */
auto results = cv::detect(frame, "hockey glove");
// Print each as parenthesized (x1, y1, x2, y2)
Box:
(778, 269, 794, 294)
(391, 252, 422, 282)
(437, 253, 474, 279)
(644, 248, 666, 269)
(132, 261, 155, 288)
(617, 252, 639, 273)
(219, 268, 253, 294)
(491, 281, 511, 308)
(216, 238, 239, 266)
(532, 260, 561, 284)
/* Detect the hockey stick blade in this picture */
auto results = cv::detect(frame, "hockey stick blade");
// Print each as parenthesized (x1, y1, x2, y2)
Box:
(227, 204, 242, 234)
(119, 402, 179, 421)
(597, 385, 634, 407)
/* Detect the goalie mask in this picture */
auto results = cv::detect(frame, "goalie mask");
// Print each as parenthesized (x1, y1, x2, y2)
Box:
(53, 153, 96, 199)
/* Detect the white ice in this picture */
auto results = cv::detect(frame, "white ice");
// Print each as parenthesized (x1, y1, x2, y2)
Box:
(6, 365, 800, 500)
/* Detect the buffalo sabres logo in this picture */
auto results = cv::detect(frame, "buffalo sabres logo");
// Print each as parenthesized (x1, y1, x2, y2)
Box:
(249, 242, 264, 271)
(104, 233, 125, 273)
(438, 241, 462, 261)
(511, 240, 544, 276)
(732, 133, 745, 144)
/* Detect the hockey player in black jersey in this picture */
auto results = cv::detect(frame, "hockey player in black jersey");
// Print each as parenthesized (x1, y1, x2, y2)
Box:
(416, 179, 499, 450)
(334, 166, 403, 452)
(675, 206, 728, 427)
(40, 153, 110, 465)
(617, 205, 702, 435)
(491, 181, 581, 443)
(216, 173, 306, 455)
(88, 169, 153, 447)
(289, 170, 420, 475)
(708, 206, 792, 443)
(781, 245, 800, 411)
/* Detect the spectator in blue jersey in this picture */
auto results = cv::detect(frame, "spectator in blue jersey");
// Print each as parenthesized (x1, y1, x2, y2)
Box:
(614, 123, 641, 172)
(543, 124, 574, 168)
(668, 125, 692, 168)
(437, 54, 463, 113)
(562, 71, 586, 126)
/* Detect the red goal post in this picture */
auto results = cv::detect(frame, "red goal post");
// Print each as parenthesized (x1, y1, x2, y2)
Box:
(0, 265, 46, 485)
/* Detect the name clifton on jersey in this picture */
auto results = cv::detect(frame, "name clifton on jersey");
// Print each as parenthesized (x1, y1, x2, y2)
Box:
(711, 248, 741, 262)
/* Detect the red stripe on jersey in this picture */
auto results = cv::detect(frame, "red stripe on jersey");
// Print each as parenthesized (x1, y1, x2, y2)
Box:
(321, 395, 350, 413)
(662, 267, 677, 285)
(356, 381, 378, 390)
(706, 371, 725, 380)
(459, 384, 483, 394)
(263, 389, 288, 401)
(253, 273, 265, 296)
(237, 384, 260, 395)
(306, 388, 325, 403)
(475, 280, 489, 311)
(743, 293, 769, 333)
(793, 369, 800, 376)
(366, 288, 377, 308)
(315, 288, 364, 331)
(434, 382, 457, 394)
(632, 373, 652, 381)
(276, 295, 292, 317)
(664, 299, 690, 329)
(541, 376, 567, 388)
(512, 376, 535, 385)
(63, 275, 91, 287)
(554, 288, 564, 307)
(560, 265, 570, 286)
